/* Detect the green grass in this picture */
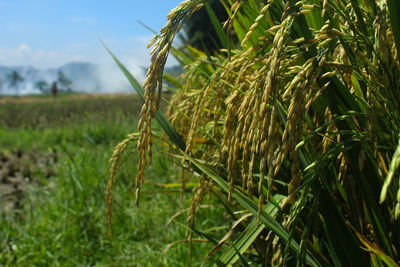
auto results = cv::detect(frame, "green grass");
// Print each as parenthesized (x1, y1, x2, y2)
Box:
(0, 94, 227, 266)
(0, 93, 143, 129)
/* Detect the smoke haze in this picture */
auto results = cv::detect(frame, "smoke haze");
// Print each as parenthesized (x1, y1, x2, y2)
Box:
(0, 61, 149, 95)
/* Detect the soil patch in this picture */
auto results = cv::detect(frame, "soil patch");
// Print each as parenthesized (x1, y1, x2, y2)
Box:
(0, 149, 58, 212)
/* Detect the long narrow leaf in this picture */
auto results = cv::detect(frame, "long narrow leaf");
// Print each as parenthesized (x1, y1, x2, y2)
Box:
(205, 2, 228, 48)
(388, 0, 400, 63)
(219, 218, 264, 265)
(184, 153, 320, 267)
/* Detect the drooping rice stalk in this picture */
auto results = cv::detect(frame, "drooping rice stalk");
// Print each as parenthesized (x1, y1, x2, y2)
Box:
(109, 0, 400, 265)
(137, 0, 207, 204)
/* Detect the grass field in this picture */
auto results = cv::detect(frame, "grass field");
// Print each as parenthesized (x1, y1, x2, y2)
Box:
(0, 94, 227, 266)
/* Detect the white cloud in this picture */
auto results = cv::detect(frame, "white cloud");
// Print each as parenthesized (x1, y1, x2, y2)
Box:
(68, 16, 96, 25)
(0, 43, 89, 69)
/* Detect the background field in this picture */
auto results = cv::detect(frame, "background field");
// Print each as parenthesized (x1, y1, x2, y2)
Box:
(0, 94, 226, 266)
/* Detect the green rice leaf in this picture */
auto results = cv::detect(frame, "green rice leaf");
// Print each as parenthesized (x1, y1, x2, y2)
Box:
(380, 137, 400, 206)
(219, 194, 285, 265)
(388, 0, 400, 63)
(205, 2, 228, 48)
(184, 153, 320, 267)
(219, 219, 265, 265)
(352, 226, 399, 267)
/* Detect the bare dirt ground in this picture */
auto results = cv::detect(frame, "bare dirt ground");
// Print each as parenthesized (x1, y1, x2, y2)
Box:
(0, 149, 57, 212)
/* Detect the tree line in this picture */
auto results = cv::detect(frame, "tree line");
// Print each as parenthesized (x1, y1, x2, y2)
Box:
(0, 70, 73, 93)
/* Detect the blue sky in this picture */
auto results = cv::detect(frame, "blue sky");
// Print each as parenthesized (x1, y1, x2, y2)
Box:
(0, 0, 182, 71)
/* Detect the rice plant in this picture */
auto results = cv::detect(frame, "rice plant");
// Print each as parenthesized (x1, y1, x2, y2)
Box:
(109, 0, 400, 265)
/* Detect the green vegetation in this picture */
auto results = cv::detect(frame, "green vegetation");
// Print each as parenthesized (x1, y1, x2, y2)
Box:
(181, 0, 229, 52)
(0, 94, 143, 129)
(111, 0, 400, 265)
(0, 94, 227, 266)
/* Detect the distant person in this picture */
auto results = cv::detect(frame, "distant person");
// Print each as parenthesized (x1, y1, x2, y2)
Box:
(51, 82, 58, 97)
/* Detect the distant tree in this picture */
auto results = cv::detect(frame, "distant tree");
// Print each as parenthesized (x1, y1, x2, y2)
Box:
(7, 71, 24, 88)
(182, 0, 229, 53)
(34, 80, 49, 93)
(57, 71, 72, 91)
